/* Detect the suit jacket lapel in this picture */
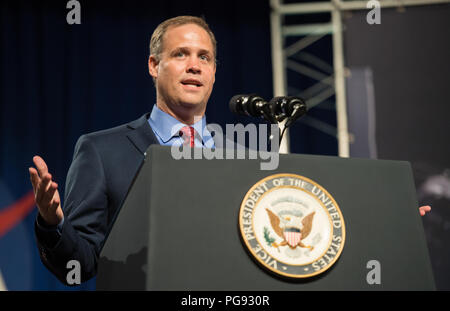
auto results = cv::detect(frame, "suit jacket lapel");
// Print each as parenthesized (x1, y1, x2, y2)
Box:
(126, 113, 159, 155)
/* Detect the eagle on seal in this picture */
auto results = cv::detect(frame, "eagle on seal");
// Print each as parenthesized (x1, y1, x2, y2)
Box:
(266, 208, 315, 250)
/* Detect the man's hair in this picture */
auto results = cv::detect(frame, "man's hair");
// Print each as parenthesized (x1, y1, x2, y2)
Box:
(149, 16, 217, 63)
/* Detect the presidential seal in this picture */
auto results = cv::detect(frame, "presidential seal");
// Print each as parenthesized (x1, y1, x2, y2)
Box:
(238, 173, 345, 278)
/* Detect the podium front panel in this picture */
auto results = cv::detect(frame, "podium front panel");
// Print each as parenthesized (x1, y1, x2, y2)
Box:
(141, 146, 434, 290)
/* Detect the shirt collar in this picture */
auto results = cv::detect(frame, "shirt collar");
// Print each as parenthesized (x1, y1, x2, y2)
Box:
(148, 104, 213, 145)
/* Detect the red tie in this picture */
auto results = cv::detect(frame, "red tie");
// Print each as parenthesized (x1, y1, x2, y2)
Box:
(179, 126, 195, 147)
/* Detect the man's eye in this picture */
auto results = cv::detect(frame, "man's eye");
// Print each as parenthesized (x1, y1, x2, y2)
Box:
(200, 55, 209, 61)
(175, 52, 185, 57)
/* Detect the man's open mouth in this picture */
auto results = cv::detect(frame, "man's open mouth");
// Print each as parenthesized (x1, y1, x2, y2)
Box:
(181, 79, 203, 87)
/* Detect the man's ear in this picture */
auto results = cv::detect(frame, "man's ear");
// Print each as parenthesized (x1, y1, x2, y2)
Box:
(148, 55, 159, 79)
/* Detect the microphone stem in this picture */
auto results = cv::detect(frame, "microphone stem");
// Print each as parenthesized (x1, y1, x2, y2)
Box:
(266, 121, 281, 152)
(279, 123, 288, 147)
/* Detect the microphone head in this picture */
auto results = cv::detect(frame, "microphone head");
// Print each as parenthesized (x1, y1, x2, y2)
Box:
(268, 96, 307, 124)
(287, 96, 307, 116)
(285, 96, 307, 128)
(268, 96, 290, 122)
(229, 94, 266, 117)
(229, 94, 247, 115)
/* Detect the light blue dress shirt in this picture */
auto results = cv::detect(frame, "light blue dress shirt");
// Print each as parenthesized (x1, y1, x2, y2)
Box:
(148, 104, 215, 149)
(37, 106, 215, 232)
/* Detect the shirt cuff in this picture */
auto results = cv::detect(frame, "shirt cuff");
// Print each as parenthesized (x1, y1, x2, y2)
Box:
(36, 213, 64, 235)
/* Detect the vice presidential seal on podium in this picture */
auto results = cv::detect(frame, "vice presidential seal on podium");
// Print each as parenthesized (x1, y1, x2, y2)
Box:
(239, 173, 346, 278)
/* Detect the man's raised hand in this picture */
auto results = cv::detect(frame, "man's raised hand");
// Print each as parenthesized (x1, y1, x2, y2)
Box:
(419, 205, 431, 217)
(29, 156, 63, 226)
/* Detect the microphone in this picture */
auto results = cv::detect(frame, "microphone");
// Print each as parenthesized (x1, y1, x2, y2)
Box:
(229, 94, 277, 123)
(229, 94, 307, 126)
(229, 94, 307, 146)
(269, 96, 307, 127)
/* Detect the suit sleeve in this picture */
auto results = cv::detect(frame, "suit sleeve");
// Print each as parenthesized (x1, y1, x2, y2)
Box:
(34, 134, 108, 285)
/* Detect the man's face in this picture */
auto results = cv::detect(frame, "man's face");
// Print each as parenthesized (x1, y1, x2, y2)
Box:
(149, 23, 216, 121)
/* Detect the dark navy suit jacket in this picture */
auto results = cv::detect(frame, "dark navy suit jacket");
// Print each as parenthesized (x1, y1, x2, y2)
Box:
(35, 113, 159, 284)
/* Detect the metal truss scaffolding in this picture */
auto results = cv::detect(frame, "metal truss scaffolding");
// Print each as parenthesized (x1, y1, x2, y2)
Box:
(270, 0, 450, 156)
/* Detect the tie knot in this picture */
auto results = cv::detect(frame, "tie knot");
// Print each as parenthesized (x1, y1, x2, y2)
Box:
(179, 126, 195, 147)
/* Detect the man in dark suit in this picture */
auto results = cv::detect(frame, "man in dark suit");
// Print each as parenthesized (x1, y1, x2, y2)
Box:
(29, 15, 432, 286)
(29, 16, 218, 284)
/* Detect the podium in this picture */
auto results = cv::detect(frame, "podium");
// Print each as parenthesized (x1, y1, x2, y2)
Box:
(96, 145, 434, 290)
